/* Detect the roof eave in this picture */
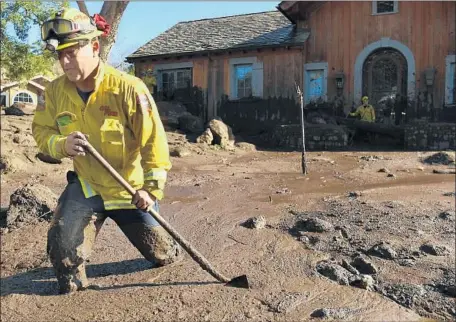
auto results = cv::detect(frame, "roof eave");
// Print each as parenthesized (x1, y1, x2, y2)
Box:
(126, 42, 306, 63)
(276, 3, 297, 24)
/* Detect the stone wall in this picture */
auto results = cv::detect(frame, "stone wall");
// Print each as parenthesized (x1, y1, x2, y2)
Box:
(267, 124, 349, 151)
(404, 121, 456, 150)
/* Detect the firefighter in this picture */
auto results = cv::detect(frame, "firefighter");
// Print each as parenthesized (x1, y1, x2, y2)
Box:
(32, 8, 182, 294)
(350, 96, 376, 123)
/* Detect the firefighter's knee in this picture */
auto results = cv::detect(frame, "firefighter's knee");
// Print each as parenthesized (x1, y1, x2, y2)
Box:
(149, 226, 183, 266)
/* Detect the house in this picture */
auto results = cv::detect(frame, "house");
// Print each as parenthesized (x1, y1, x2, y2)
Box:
(0, 75, 52, 111)
(127, 1, 455, 137)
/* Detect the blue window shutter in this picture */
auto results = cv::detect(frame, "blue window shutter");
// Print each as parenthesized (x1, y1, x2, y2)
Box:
(252, 61, 263, 98)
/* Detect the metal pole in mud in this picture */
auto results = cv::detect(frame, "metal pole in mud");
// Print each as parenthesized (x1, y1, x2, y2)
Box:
(295, 83, 308, 175)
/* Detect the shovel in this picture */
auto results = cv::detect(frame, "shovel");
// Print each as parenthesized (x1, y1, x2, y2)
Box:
(84, 142, 249, 289)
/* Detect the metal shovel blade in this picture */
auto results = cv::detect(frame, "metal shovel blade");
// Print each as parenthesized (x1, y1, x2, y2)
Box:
(226, 275, 249, 289)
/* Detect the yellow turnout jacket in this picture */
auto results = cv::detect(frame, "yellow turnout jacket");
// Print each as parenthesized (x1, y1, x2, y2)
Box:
(32, 62, 171, 210)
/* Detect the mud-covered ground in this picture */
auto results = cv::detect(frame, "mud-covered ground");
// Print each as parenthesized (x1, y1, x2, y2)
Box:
(1, 114, 455, 321)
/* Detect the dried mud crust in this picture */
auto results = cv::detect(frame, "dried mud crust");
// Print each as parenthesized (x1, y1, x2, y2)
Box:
(275, 196, 456, 320)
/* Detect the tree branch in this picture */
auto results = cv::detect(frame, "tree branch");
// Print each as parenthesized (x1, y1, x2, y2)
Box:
(98, 1, 129, 62)
(76, 1, 90, 16)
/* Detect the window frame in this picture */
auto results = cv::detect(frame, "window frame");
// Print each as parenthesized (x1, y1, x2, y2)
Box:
(229, 57, 263, 100)
(372, 1, 399, 16)
(13, 91, 34, 104)
(303, 62, 328, 105)
(445, 54, 456, 106)
(234, 63, 253, 99)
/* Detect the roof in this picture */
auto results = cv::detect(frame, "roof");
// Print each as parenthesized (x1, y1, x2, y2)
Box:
(0, 81, 19, 91)
(127, 10, 309, 60)
(27, 80, 45, 91)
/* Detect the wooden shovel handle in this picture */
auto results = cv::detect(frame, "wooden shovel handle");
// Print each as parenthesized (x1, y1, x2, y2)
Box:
(84, 142, 231, 284)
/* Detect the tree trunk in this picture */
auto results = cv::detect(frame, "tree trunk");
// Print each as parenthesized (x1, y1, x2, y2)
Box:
(99, 1, 129, 63)
(75, 1, 129, 63)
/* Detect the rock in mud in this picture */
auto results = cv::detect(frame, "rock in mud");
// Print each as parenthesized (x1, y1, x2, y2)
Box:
(196, 128, 214, 145)
(310, 308, 360, 319)
(443, 191, 455, 197)
(378, 168, 390, 173)
(387, 173, 396, 178)
(432, 169, 456, 174)
(368, 242, 397, 259)
(419, 243, 449, 256)
(316, 261, 354, 285)
(2, 184, 57, 229)
(348, 191, 362, 198)
(243, 216, 266, 229)
(208, 118, 235, 149)
(422, 152, 455, 165)
(380, 283, 426, 309)
(350, 274, 375, 290)
(235, 142, 256, 151)
(341, 259, 359, 275)
(439, 210, 455, 220)
(36, 152, 62, 164)
(351, 256, 378, 275)
(297, 218, 333, 233)
(170, 146, 191, 158)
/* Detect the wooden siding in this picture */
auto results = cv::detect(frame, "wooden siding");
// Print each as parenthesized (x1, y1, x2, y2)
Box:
(303, 1, 456, 105)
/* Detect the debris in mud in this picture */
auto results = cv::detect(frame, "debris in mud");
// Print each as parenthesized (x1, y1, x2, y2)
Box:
(419, 243, 449, 256)
(316, 260, 355, 285)
(368, 242, 397, 259)
(432, 169, 456, 174)
(378, 168, 390, 173)
(297, 218, 333, 233)
(242, 216, 266, 229)
(267, 292, 308, 313)
(443, 191, 455, 197)
(439, 210, 455, 220)
(276, 187, 291, 194)
(387, 173, 396, 178)
(348, 191, 362, 199)
(350, 274, 376, 290)
(178, 114, 204, 133)
(351, 255, 378, 274)
(1, 184, 57, 229)
(359, 155, 388, 161)
(310, 308, 361, 319)
(422, 152, 455, 165)
(0, 155, 10, 173)
(5, 106, 25, 116)
(380, 283, 426, 309)
(36, 152, 62, 164)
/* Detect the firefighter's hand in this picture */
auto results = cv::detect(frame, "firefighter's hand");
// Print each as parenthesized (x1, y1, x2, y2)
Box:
(65, 131, 88, 157)
(132, 189, 156, 210)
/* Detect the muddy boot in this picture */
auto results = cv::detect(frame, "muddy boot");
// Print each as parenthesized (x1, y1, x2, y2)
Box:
(120, 224, 183, 267)
(47, 200, 104, 294)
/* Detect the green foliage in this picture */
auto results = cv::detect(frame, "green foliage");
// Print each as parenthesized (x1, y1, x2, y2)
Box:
(0, 1, 68, 82)
(142, 68, 156, 92)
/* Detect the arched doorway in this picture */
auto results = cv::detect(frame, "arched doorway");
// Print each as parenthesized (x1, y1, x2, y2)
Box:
(362, 48, 407, 108)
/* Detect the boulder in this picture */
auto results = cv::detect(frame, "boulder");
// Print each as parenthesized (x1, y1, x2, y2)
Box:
(4, 106, 25, 116)
(156, 101, 190, 127)
(196, 128, 213, 145)
(208, 119, 235, 148)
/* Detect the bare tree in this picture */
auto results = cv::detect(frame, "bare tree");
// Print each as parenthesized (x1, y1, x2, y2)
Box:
(77, 1, 129, 62)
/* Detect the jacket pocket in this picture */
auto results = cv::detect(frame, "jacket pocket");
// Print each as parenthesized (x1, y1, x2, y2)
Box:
(56, 112, 79, 136)
(100, 118, 125, 169)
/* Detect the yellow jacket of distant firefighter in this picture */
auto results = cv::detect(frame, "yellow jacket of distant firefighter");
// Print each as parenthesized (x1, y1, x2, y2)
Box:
(32, 62, 171, 210)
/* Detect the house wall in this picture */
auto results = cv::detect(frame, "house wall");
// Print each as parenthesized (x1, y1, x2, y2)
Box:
(300, 1, 455, 109)
(135, 47, 305, 131)
(6, 86, 38, 108)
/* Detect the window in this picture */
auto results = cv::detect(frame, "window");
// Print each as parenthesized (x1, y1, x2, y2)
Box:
(372, 1, 398, 15)
(235, 64, 253, 99)
(445, 55, 456, 105)
(304, 62, 328, 104)
(229, 57, 263, 100)
(160, 68, 192, 99)
(13, 92, 33, 104)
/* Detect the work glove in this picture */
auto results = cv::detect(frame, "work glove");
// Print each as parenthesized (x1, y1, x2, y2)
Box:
(64, 131, 89, 157)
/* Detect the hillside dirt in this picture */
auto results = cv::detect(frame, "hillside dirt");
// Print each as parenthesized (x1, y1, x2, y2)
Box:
(1, 114, 455, 321)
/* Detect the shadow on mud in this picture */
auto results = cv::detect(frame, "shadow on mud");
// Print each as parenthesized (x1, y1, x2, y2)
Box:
(1, 258, 216, 296)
